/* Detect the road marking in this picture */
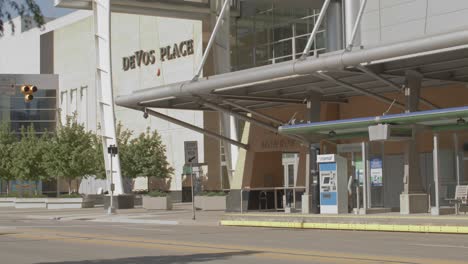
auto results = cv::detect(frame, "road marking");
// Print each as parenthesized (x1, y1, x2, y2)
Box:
(411, 243, 468, 249)
(221, 220, 468, 234)
(4, 228, 465, 264)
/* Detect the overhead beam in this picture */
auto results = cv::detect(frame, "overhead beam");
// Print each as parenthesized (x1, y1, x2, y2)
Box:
(302, 0, 331, 58)
(221, 100, 284, 125)
(316, 71, 406, 110)
(193, 0, 230, 81)
(356, 65, 440, 109)
(145, 108, 248, 150)
(200, 99, 308, 144)
(214, 94, 305, 104)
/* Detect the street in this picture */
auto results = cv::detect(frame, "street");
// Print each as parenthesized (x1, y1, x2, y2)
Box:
(1, 208, 468, 264)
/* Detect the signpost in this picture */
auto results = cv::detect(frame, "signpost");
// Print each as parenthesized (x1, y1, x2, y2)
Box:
(184, 141, 199, 220)
(107, 145, 118, 215)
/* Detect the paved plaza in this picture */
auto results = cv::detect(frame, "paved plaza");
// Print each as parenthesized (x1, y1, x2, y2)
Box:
(1, 205, 468, 264)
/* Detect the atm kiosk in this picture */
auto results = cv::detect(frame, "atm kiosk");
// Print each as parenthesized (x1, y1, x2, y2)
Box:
(317, 154, 348, 214)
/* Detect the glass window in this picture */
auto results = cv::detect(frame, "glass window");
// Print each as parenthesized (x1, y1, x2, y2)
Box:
(231, 3, 327, 72)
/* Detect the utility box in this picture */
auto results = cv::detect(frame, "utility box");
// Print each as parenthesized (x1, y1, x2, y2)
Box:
(317, 154, 348, 214)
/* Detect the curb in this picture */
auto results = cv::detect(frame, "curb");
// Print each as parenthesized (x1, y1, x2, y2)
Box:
(220, 220, 468, 234)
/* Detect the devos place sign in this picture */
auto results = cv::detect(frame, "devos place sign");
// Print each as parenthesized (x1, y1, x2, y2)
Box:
(122, 39, 195, 71)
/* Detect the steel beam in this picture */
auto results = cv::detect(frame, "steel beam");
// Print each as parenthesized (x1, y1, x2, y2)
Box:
(302, 0, 332, 58)
(145, 108, 248, 150)
(200, 99, 308, 143)
(316, 71, 406, 110)
(193, 0, 230, 81)
(215, 94, 305, 104)
(221, 100, 284, 125)
(356, 65, 440, 109)
(346, 0, 367, 50)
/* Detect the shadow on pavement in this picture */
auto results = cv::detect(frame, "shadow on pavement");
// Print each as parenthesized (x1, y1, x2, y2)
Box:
(35, 251, 260, 264)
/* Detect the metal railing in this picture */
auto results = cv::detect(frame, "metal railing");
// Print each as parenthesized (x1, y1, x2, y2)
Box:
(240, 186, 306, 213)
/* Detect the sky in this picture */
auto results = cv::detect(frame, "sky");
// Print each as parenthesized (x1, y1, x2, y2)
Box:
(36, 0, 74, 18)
(7, 0, 75, 19)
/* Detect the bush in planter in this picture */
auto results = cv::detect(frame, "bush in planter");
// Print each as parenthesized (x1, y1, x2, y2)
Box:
(143, 190, 171, 210)
(59, 193, 83, 198)
(197, 191, 227, 197)
(147, 190, 168, 197)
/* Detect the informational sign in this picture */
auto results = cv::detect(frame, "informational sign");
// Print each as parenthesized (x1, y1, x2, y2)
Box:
(370, 157, 383, 187)
(184, 141, 198, 165)
(355, 160, 364, 186)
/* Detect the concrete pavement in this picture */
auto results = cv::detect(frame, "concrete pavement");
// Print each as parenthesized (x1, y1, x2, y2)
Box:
(1, 206, 468, 263)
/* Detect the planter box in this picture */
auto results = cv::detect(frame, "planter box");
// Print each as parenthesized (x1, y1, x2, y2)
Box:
(195, 196, 227, 211)
(142, 196, 172, 210)
(0, 197, 16, 208)
(46, 198, 95, 209)
(15, 198, 47, 209)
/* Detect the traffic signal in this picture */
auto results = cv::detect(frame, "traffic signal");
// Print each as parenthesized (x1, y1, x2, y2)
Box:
(20, 85, 38, 102)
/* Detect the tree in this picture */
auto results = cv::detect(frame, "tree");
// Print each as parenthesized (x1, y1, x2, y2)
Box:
(0, 123, 17, 194)
(11, 126, 48, 193)
(43, 116, 97, 194)
(117, 123, 173, 180)
(0, 0, 44, 36)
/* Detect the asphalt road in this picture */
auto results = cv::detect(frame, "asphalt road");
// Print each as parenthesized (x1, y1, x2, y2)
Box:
(1, 210, 468, 264)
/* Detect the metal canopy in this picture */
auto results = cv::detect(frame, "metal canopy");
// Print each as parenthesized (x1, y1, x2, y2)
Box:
(115, 28, 468, 115)
(279, 106, 468, 141)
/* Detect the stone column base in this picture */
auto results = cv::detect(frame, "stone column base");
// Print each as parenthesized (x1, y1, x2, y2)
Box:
(104, 194, 135, 210)
(400, 193, 429, 214)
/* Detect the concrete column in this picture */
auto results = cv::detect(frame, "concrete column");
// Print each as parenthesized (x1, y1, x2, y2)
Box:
(303, 94, 321, 214)
(326, 0, 344, 52)
(400, 70, 428, 214)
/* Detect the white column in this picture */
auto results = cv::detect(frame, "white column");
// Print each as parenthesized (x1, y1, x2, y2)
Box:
(93, 0, 124, 195)
(432, 133, 440, 215)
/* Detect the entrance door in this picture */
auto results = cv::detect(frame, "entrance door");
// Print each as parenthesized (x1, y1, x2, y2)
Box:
(282, 153, 299, 208)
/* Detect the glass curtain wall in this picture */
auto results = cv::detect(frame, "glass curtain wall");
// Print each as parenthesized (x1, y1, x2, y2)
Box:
(231, 2, 326, 71)
(0, 86, 57, 135)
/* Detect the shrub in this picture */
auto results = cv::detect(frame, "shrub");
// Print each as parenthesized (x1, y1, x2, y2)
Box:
(197, 191, 227, 197)
(147, 190, 168, 197)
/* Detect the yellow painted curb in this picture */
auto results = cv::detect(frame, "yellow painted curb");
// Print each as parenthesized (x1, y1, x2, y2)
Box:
(220, 220, 468, 234)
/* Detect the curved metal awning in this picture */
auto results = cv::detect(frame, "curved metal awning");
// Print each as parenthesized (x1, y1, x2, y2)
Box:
(115, 28, 468, 113)
(279, 106, 468, 141)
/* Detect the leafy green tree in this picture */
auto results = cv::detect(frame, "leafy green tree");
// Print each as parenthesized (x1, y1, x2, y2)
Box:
(43, 116, 97, 194)
(11, 126, 48, 189)
(0, 0, 45, 36)
(0, 123, 17, 194)
(117, 123, 173, 180)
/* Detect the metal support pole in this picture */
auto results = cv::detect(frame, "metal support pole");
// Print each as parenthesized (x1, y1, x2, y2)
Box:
(454, 133, 461, 185)
(221, 100, 284, 125)
(356, 65, 439, 109)
(432, 133, 440, 215)
(346, 0, 367, 50)
(193, 0, 230, 80)
(361, 141, 368, 213)
(108, 151, 115, 215)
(145, 108, 248, 149)
(202, 100, 308, 144)
(301, 0, 332, 58)
(316, 71, 406, 110)
(191, 163, 196, 220)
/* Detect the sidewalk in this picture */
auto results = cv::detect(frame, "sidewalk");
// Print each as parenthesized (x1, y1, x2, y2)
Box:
(0, 203, 223, 227)
(221, 212, 468, 234)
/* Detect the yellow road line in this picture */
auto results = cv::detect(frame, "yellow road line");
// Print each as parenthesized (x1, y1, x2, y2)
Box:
(6, 228, 466, 264)
(225, 213, 467, 220)
(220, 220, 468, 234)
